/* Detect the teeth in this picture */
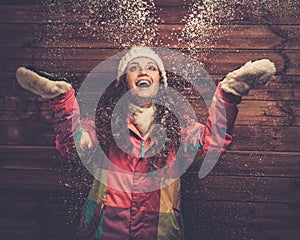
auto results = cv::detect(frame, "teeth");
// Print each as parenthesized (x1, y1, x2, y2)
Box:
(137, 80, 151, 87)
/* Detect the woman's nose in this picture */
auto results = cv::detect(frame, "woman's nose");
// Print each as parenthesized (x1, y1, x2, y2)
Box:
(138, 67, 148, 75)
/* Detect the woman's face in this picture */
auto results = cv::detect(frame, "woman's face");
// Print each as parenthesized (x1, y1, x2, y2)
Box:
(126, 57, 160, 100)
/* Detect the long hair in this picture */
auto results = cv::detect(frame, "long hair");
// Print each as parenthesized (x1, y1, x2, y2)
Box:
(95, 73, 181, 170)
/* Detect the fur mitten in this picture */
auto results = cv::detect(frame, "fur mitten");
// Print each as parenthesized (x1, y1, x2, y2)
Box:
(16, 67, 71, 99)
(220, 59, 276, 96)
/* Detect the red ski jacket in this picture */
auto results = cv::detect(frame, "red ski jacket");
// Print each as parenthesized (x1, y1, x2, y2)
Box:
(49, 83, 240, 240)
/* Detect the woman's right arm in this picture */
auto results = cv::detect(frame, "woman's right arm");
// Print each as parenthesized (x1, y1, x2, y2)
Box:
(16, 67, 96, 162)
(49, 88, 96, 160)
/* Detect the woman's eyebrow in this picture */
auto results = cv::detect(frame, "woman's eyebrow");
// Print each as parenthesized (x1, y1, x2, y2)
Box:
(128, 62, 139, 66)
(127, 61, 157, 66)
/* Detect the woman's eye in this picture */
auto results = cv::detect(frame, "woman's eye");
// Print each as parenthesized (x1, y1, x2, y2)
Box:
(148, 65, 157, 71)
(129, 66, 138, 72)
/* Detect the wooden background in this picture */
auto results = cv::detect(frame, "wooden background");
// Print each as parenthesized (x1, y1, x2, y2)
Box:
(0, 0, 299, 239)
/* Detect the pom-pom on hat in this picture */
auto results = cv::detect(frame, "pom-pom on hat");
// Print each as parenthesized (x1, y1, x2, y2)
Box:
(117, 46, 167, 87)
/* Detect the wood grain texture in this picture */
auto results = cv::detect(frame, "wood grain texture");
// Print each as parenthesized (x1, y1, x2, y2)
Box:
(1, 1, 299, 25)
(1, 24, 299, 49)
(0, 0, 299, 239)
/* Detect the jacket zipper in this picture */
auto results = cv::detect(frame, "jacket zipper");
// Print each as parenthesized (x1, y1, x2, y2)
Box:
(141, 140, 155, 181)
(141, 140, 145, 158)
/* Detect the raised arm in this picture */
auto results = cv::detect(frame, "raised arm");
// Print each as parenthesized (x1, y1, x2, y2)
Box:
(16, 67, 95, 160)
(180, 59, 276, 166)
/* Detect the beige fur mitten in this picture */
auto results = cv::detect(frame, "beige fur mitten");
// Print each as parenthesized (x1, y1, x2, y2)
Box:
(220, 59, 276, 96)
(16, 67, 71, 99)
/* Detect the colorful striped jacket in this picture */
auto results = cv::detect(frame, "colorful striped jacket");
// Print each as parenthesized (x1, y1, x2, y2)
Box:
(49, 84, 240, 239)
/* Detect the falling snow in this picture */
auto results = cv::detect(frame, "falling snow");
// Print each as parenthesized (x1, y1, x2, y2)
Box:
(178, 0, 297, 58)
(33, 0, 298, 224)
(33, 0, 298, 69)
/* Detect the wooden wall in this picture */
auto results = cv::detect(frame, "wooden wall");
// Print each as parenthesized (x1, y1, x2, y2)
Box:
(1, 0, 299, 239)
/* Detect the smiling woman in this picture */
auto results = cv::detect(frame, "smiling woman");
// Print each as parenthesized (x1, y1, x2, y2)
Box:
(125, 57, 161, 100)
(1, 0, 300, 240)
(15, 45, 276, 240)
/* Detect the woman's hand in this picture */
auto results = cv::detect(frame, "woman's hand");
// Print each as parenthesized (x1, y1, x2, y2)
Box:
(220, 59, 276, 96)
(16, 67, 71, 99)
(180, 114, 203, 146)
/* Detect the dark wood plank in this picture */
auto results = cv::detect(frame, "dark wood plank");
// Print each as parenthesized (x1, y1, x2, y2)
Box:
(1, 49, 296, 79)
(236, 100, 300, 127)
(184, 226, 300, 240)
(0, 168, 91, 194)
(0, 96, 50, 112)
(0, 24, 41, 47)
(0, 219, 42, 240)
(1, 98, 298, 127)
(238, 227, 300, 240)
(2, 23, 299, 49)
(182, 201, 300, 228)
(1, 192, 299, 239)
(6, 51, 285, 75)
(1, 1, 298, 25)
(0, 0, 37, 4)
(181, 174, 300, 203)
(1, 120, 299, 150)
(231, 125, 300, 152)
(0, 146, 62, 170)
(0, 0, 299, 239)
(195, 151, 300, 178)
(1, 167, 299, 203)
(0, 193, 39, 218)
(1, 147, 300, 177)
(27, 51, 292, 75)
(157, 2, 300, 25)
(0, 5, 36, 24)
(0, 120, 55, 145)
(2, 68, 300, 100)
(189, 98, 300, 127)
(1, 47, 34, 60)
(33, 24, 298, 49)
(182, 197, 300, 239)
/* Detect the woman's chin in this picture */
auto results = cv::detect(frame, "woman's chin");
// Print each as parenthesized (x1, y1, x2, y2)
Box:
(128, 92, 156, 105)
(132, 88, 158, 98)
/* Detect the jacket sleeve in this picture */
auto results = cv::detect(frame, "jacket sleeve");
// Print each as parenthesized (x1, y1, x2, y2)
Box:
(201, 83, 241, 155)
(49, 88, 97, 161)
(181, 83, 241, 156)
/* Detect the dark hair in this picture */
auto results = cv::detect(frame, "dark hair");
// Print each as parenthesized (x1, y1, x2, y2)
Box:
(95, 73, 181, 170)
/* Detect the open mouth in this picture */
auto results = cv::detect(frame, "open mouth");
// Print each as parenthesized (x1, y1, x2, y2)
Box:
(136, 80, 151, 88)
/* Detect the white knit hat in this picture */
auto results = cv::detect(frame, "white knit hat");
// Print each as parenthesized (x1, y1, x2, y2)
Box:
(116, 46, 167, 87)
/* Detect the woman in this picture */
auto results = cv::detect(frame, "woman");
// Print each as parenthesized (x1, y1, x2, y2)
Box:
(16, 46, 275, 240)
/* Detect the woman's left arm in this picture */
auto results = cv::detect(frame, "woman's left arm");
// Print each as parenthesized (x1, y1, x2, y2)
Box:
(181, 59, 276, 156)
